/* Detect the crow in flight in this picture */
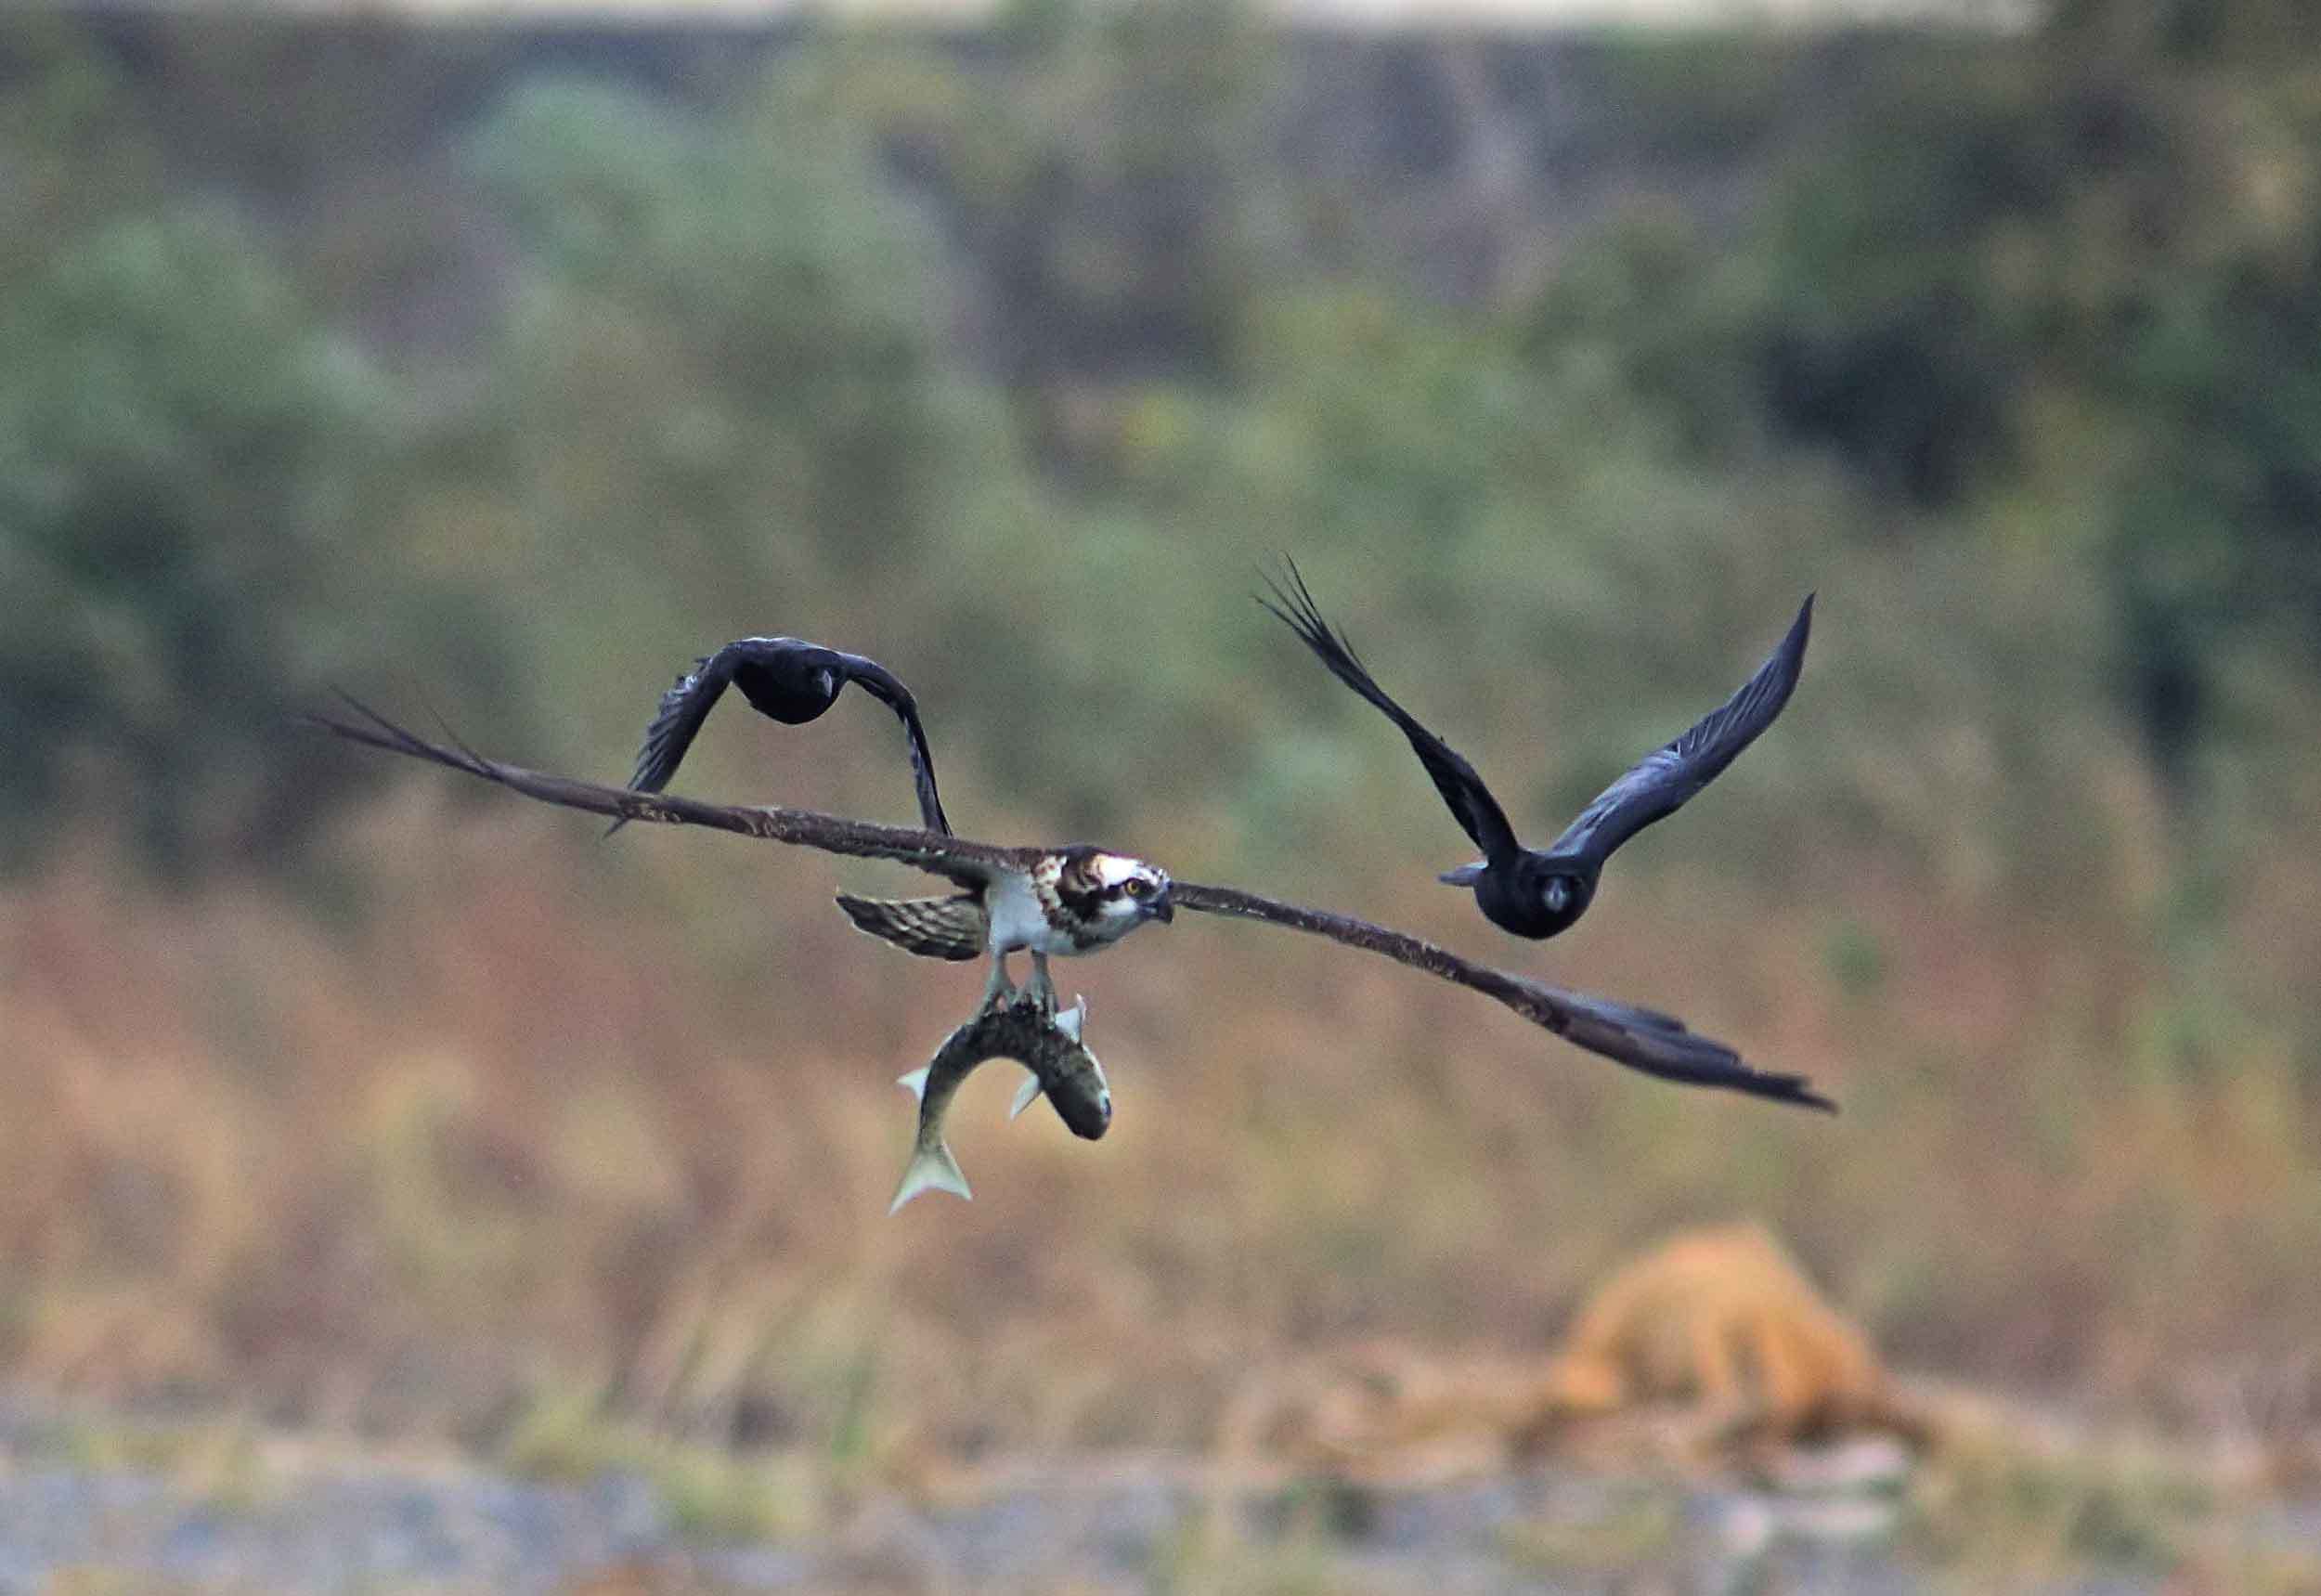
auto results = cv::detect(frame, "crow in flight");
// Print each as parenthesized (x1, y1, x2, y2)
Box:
(1265, 564, 1811, 941)
(612, 637, 948, 837)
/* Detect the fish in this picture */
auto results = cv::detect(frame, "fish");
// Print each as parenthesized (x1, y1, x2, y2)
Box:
(891, 991, 1112, 1213)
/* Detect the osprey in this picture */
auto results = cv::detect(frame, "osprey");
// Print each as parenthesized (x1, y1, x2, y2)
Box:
(1264, 563, 1812, 942)
(836, 845, 1173, 1012)
(610, 636, 949, 837)
(309, 699, 1832, 1110)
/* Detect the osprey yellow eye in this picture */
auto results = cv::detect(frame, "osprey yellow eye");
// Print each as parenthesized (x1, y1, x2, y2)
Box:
(1125, 878, 1151, 898)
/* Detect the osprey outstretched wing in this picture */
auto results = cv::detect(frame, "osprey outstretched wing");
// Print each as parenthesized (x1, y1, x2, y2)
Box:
(319, 695, 1018, 881)
(319, 695, 1163, 1014)
(1165, 882, 1823, 1104)
(308, 700, 1832, 1111)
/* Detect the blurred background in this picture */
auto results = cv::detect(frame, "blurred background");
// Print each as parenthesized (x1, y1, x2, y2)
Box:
(3, 0, 2319, 1589)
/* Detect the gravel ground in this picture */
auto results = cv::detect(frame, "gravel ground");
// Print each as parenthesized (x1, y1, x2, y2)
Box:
(0, 1399, 2306, 1594)
(0, 1444, 2255, 1595)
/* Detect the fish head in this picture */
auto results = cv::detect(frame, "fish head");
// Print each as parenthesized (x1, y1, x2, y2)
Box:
(1037, 999, 1112, 1140)
(1044, 1048, 1112, 1141)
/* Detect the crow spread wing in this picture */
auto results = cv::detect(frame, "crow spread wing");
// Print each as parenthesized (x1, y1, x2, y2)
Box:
(1262, 560, 1524, 864)
(313, 696, 1021, 888)
(1169, 880, 1833, 1110)
(609, 641, 758, 837)
(833, 651, 952, 837)
(614, 637, 950, 837)
(1544, 594, 1814, 871)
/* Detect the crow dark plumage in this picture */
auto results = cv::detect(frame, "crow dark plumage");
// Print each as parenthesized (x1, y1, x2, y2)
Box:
(1265, 564, 1812, 941)
(611, 637, 948, 837)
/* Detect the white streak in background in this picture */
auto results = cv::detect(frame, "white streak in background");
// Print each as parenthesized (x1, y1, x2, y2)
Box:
(204, 0, 2033, 31)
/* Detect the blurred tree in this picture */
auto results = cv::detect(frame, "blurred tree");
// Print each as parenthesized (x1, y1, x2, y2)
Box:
(0, 21, 162, 273)
(1516, 15, 2321, 796)
(808, 0, 1277, 476)
(442, 67, 1047, 802)
(6, 6, 2317, 886)
(0, 33, 509, 877)
(2106, 247, 2321, 795)
(2047, 0, 2314, 63)
(0, 204, 404, 874)
(463, 71, 984, 584)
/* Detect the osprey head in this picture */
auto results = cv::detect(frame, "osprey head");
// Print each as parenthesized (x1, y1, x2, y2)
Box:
(1084, 851, 1174, 931)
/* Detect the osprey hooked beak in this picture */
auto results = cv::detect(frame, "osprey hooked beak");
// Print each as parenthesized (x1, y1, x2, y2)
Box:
(1107, 858, 1174, 925)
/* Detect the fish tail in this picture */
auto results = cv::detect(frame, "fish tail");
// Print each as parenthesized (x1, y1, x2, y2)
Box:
(888, 1139, 972, 1213)
(836, 892, 985, 962)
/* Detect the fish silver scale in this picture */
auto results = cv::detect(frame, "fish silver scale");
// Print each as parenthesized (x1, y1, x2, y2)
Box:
(890, 992, 1112, 1213)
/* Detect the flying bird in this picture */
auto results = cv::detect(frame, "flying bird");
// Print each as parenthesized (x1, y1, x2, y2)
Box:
(836, 846, 1173, 1013)
(1264, 563, 1812, 941)
(307, 698, 1833, 1110)
(610, 636, 949, 837)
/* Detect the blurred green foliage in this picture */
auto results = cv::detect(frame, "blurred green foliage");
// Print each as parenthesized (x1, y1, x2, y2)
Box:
(0, 28, 512, 874)
(467, 71, 971, 567)
(0, 0, 2316, 889)
(1518, 9, 2321, 794)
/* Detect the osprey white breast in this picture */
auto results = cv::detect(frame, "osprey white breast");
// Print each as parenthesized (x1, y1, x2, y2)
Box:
(986, 869, 1057, 954)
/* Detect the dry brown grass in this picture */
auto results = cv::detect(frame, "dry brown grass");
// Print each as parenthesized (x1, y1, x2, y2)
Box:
(2, 766, 2318, 1490)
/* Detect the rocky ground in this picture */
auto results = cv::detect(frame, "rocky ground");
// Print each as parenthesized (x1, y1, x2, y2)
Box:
(0, 1452, 1889, 1593)
(3, 1403, 2315, 1596)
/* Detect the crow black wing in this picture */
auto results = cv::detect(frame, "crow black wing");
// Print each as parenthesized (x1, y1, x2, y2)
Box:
(616, 637, 950, 838)
(313, 695, 1025, 889)
(834, 651, 952, 837)
(1172, 879, 1833, 1110)
(1262, 560, 1524, 864)
(609, 641, 763, 837)
(1543, 594, 1813, 871)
